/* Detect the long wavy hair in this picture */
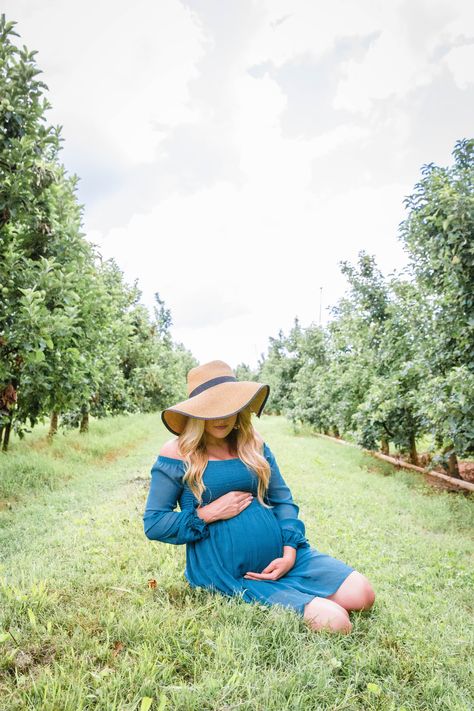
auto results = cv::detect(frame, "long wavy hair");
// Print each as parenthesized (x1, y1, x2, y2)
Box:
(177, 405, 272, 508)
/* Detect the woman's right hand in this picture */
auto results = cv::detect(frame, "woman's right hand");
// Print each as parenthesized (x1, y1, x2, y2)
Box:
(196, 491, 253, 524)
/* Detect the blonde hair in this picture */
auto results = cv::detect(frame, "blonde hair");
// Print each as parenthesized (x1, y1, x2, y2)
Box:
(177, 406, 272, 508)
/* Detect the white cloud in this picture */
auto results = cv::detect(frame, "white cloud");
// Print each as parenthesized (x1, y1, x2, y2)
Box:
(241, 0, 474, 116)
(5, 0, 210, 164)
(334, 34, 437, 113)
(333, 2, 457, 113)
(244, 0, 382, 68)
(232, 71, 369, 197)
(443, 43, 474, 89)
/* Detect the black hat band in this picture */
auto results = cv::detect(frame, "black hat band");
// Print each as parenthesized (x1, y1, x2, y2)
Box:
(189, 375, 237, 398)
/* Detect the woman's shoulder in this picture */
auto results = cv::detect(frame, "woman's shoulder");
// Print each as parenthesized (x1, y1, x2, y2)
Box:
(152, 440, 185, 482)
(159, 438, 185, 460)
(150, 441, 185, 489)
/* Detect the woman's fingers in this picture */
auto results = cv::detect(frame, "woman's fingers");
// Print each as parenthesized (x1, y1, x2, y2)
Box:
(244, 570, 279, 580)
(245, 573, 278, 580)
(261, 562, 276, 574)
(244, 558, 286, 579)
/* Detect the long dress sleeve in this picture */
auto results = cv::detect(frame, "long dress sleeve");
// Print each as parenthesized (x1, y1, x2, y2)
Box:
(263, 443, 310, 551)
(143, 456, 210, 545)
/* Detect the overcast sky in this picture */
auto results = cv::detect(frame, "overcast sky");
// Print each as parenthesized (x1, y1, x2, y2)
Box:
(4, 0, 474, 369)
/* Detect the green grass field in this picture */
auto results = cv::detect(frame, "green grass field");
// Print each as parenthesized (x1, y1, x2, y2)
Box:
(1, 413, 473, 710)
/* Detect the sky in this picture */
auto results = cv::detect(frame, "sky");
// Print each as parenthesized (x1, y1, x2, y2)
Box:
(4, 0, 474, 370)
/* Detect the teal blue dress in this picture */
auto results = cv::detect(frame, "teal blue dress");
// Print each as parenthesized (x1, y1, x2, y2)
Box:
(143, 443, 355, 617)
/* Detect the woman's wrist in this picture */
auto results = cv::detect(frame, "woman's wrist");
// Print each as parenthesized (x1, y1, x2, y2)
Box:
(195, 506, 207, 522)
(283, 545, 297, 560)
(195, 505, 215, 524)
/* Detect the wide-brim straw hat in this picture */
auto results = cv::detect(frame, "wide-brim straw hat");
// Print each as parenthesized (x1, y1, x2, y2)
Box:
(161, 359, 270, 436)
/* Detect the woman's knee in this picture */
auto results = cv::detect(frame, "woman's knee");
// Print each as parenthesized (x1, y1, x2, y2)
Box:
(352, 573, 376, 610)
(303, 597, 353, 635)
(327, 571, 376, 611)
(362, 577, 376, 609)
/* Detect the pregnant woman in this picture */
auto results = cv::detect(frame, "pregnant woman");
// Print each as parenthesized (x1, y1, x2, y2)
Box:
(143, 360, 375, 634)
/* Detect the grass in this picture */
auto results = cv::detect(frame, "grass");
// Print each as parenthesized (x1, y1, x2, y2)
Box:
(0, 413, 161, 505)
(0, 413, 473, 710)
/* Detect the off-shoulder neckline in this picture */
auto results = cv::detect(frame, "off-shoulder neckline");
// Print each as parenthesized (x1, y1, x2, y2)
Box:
(158, 454, 241, 464)
(158, 442, 269, 465)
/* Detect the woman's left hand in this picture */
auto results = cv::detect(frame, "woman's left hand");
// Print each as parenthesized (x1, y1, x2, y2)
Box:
(244, 548, 296, 581)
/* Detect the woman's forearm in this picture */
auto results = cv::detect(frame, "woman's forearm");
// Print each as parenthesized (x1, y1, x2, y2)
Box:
(143, 508, 210, 544)
(283, 545, 297, 560)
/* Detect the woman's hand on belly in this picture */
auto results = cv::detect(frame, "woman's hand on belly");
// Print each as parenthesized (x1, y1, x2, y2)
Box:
(197, 491, 253, 523)
(244, 546, 296, 581)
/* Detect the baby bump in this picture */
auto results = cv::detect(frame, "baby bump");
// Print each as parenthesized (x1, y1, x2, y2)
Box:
(202, 498, 284, 579)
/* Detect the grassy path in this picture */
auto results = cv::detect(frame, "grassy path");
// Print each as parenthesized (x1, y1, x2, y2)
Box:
(1, 413, 473, 710)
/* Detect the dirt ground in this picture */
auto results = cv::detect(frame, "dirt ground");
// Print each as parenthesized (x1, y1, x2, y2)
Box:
(397, 452, 474, 483)
(458, 461, 474, 483)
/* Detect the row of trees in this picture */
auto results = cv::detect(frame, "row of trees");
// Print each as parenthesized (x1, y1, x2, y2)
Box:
(258, 139, 474, 478)
(0, 15, 196, 450)
(2, 15, 472, 478)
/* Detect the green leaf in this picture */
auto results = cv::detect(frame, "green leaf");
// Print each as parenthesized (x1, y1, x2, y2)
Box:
(140, 698, 154, 711)
(366, 682, 382, 695)
(442, 214, 455, 231)
(27, 608, 37, 628)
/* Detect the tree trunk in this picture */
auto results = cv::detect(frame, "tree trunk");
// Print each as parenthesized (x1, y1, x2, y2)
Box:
(408, 432, 418, 465)
(380, 437, 390, 455)
(333, 426, 340, 438)
(2, 421, 11, 451)
(80, 411, 89, 433)
(48, 411, 59, 439)
(442, 445, 461, 479)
